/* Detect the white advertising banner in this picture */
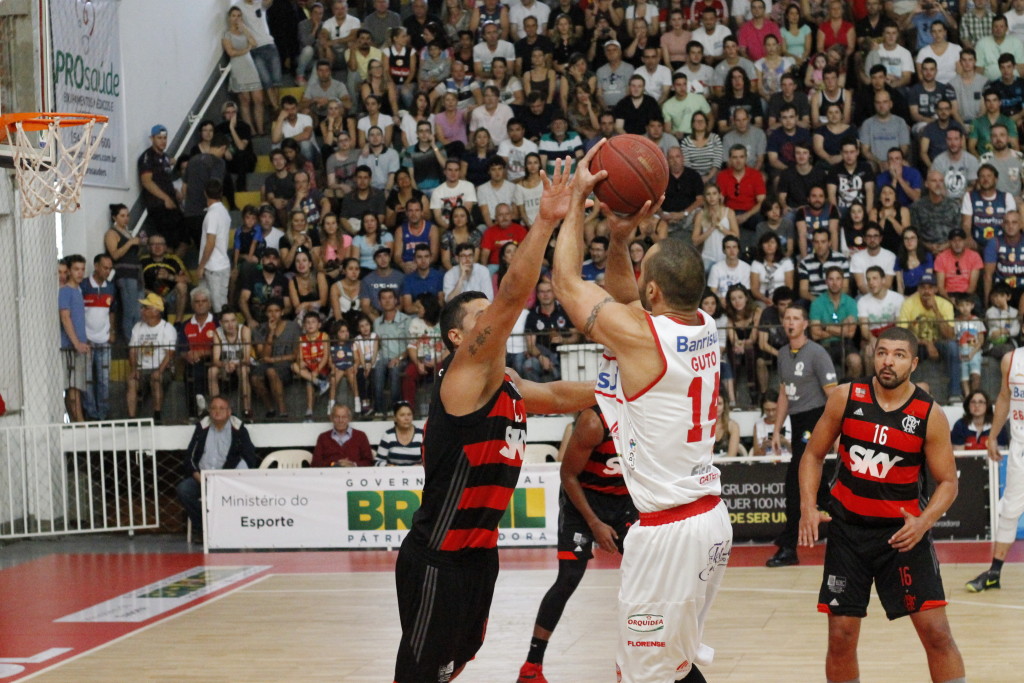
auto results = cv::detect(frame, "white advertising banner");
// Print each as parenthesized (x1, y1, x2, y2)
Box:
(204, 464, 561, 551)
(51, 0, 128, 188)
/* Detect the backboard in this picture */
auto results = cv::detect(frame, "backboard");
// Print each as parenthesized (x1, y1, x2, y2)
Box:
(0, 0, 54, 165)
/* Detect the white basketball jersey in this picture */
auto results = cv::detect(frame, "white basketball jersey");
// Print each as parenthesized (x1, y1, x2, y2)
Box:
(1009, 348, 1024, 443)
(595, 311, 722, 513)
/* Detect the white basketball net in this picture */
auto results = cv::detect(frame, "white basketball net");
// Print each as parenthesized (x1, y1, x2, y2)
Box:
(9, 115, 108, 218)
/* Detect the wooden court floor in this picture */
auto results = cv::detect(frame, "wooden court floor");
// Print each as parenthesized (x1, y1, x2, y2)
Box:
(8, 545, 1024, 682)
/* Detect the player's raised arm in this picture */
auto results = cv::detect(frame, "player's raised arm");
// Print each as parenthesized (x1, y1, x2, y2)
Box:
(442, 158, 577, 415)
(509, 369, 596, 415)
(798, 383, 849, 547)
(599, 196, 663, 306)
(551, 145, 648, 353)
(889, 405, 958, 553)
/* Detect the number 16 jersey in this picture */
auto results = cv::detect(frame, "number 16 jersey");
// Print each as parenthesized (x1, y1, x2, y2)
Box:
(595, 311, 722, 513)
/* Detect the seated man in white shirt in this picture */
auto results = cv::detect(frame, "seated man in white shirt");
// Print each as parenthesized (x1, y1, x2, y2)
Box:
(443, 242, 494, 301)
(751, 389, 791, 458)
(272, 95, 317, 162)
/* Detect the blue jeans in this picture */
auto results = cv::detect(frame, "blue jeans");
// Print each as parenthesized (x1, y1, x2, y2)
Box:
(176, 477, 203, 532)
(251, 43, 283, 89)
(83, 344, 111, 420)
(523, 346, 561, 383)
(117, 277, 140, 343)
(371, 357, 405, 412)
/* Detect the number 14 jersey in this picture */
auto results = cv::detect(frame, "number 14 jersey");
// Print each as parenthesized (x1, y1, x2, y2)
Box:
(595, 311, 722, 513)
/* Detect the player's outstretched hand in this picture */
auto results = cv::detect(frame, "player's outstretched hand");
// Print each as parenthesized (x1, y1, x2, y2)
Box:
(590, 520, 620, 554)
(888, 507, 928, 552)
(600, 195, 665, 241)
(537, 156, 576, 224)
(987, 439, 1004, 463)
(571, 138, 610, 198)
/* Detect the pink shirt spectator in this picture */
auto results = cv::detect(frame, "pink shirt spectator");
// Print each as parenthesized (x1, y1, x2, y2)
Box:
(436, 109, 469, 146)
(737, 19, 781, 61)
(934, 247, 984, 293)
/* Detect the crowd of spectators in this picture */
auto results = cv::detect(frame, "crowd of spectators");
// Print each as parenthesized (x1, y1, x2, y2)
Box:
(57, 0, 1024, 433)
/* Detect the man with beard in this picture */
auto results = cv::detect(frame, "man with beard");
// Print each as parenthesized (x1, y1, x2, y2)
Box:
(961, 163, 1016, 252)
(979, 124, 1024, 196)
(798, 326, 965, 683)
(897, 273, 959, 400)
(240, 248, 293, 326)
(794, 185, 840, 257)
(930, 128, 979, 201)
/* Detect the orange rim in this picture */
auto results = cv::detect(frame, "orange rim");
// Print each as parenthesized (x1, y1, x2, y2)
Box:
(0, 112, 108, 143)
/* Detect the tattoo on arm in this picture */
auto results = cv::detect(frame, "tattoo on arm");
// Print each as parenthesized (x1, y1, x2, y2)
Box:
(584, 297, 615, 337)
(467, 326, 493, 356)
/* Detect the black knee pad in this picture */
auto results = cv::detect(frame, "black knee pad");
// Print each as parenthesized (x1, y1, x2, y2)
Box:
(534, 559, 589, 632)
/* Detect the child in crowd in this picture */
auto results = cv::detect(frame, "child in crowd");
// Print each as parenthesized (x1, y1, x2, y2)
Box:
(292, 313, 330, 421)
(328, 320, 361, 416)
(353, 315, 380, 417)
(953, 294, 985, 399)
(231, 205, 265, 306)
(985, 283, 1020, 360)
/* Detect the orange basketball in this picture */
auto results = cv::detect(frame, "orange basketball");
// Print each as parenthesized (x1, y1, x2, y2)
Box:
(590, 135, 669, 215)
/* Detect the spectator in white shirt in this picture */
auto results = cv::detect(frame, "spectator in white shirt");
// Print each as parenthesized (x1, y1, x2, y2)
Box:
(849, 224, 898, 295)
(443, 242, 494, 301)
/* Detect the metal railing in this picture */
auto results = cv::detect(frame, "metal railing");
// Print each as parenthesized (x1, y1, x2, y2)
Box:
(0, 419, 159, 539)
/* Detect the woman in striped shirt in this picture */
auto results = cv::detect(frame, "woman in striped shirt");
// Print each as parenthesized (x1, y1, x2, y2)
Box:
(375, 401, 424, 466)
(679, 110, 722, 185)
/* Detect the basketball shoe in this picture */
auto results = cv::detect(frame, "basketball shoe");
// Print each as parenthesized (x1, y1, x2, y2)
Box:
(517, 661, 547, 682)
(965, 570, 1001, 592)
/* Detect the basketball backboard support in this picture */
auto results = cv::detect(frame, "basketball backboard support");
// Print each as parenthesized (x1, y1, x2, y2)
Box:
(0, 0, 54, 165)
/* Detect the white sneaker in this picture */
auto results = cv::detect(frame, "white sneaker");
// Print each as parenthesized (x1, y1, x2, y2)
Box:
(318, 378, 330, 395)
(196, 394, 207, 414)
(353, 397, 362, 413)
(327, 399, 335, 415)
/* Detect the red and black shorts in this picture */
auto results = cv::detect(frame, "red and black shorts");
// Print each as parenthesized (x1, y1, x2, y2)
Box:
(394, 537, 498, 683)
(817, 519, 947, 621)
(557, 489, 637, 561)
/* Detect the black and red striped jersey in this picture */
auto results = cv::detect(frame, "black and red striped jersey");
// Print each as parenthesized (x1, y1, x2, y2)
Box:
(409, 354, 526, 554)
(832, 379, 934, 527)
(577, 406, 629, 496)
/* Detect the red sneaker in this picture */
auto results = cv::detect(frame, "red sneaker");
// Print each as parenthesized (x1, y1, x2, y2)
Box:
(517, 661, 547, 683)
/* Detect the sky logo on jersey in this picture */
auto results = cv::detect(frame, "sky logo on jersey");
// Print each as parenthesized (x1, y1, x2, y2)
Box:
(626, 614, 665, 632)
(848, 445, 903, 479)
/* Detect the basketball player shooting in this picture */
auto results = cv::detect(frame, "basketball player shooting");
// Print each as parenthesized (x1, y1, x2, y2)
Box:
(393, 158, 598, 683)
(797, 327, 966, 683)
(551, 139, 733, 683)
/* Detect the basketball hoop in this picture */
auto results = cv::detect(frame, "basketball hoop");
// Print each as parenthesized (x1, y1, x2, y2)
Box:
(0, 111, 108, 218)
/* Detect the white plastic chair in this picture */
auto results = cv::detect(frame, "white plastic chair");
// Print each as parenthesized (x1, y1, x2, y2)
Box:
(259, 449, 314, 469)
(523, 443, 558, 464)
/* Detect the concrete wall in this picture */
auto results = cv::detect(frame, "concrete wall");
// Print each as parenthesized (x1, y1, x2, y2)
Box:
(61, 1, 230, 258)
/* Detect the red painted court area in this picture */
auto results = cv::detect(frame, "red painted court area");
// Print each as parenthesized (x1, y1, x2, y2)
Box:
(0, 542, 1016, 680)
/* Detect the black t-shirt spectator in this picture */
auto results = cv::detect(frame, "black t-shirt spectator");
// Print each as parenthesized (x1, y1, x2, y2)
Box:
(215, 119, 255, 176)
(767, 91, 811, 125)
(853, 84, 910, 126)
(264, 172, 296, 203)
(403, 13, 442, 51)
(778, 165, 828, 210)
(340, 188, 387, 221)
(386, 187, 427, 228)
(525, 302, 574, 351)
(546, 5, 586, 34)
(278, 229, 322, 253)
(138, 147, 176, 211)
(514, 103, 558, 141)
(855, 16, 895, 43)
(663, 167, 704, 213)
(759, 304, 788, 350)
(514, 35, 555, 66)
(716, 91, 764, 126)
(242, 271, 291, 325)
(613, 94, 662, 135)
(141, 254, 187, 296)
(827, 161, 874, 213)
(624, 36, 661, 68)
